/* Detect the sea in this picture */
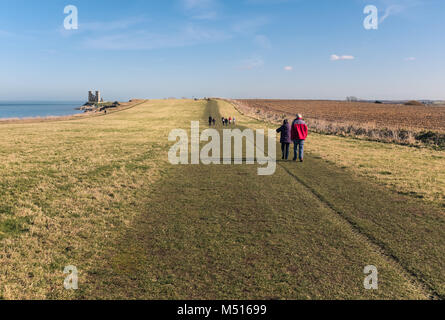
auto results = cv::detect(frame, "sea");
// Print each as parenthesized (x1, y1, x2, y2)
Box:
(0, 101, 84, 119)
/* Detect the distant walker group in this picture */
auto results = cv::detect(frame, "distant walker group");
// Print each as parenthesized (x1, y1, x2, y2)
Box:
(208, 116, 236, 127)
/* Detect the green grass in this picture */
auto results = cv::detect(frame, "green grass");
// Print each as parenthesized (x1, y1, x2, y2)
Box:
(0, 99, 443, 300)
(0, 99, 206, 299)
(0, 217, 31, 240)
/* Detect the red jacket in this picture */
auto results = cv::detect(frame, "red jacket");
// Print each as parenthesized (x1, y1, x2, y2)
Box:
(291, 118, 308, 140)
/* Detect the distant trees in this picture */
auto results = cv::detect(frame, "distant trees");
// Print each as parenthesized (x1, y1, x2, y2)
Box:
(346, 96, 359, 102)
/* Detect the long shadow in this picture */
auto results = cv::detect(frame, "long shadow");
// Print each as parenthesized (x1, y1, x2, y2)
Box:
(209, 99, 444, 299)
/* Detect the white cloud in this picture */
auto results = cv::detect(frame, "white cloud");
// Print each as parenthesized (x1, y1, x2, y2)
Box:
(405, 57, 416, 61)
(330, 54, 355, 61)
(284, 66, 293, 71)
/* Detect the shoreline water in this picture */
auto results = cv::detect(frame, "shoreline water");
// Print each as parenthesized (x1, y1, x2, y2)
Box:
(0, 101, 84, 120)
(0, 99, 145, 124)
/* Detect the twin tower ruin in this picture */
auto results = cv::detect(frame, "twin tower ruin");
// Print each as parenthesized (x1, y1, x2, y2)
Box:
(88, 91, 103, 103)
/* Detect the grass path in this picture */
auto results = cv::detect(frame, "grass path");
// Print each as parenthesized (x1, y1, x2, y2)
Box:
(80, 100, 443, 300)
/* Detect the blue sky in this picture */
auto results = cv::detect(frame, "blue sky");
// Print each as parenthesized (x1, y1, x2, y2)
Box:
(0, 0, 444, 101)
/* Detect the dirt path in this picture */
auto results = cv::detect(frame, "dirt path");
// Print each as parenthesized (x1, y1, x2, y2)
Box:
(80, 100, 443, 299)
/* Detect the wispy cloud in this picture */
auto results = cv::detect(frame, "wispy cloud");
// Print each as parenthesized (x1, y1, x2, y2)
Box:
(241, 56, 264, 69)
(379, 5, 404, 23)
(254, 34, 271, 49)
(330, 54, 355, 61)
(0, 30, 14, 37)
(232, 17, 269, 35)
(81, 17, 148, 32)
(245, 0, 290, 4)
(83, 24, 230, 50)
(405, 57, 416, 61)
(376, 0, 423, 24)
(284, 66, 293, 71)
(59, 16, 148, 37)
(180, 0, 220, 20)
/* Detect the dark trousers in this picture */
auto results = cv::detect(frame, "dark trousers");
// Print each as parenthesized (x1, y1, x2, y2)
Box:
(281, 143, 290, 160)
(293, 139, 305, 160)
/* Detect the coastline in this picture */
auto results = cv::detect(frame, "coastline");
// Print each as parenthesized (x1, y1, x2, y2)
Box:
(0, 99, 146, 125)
(0, 101, 84, 121)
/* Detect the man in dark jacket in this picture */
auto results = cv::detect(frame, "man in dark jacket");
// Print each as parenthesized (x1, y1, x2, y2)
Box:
(291, 114, 308, 162)
(276, 119, 291, 160)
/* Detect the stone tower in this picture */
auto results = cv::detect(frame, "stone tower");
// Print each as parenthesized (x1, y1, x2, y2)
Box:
(88, 90, 101, 103)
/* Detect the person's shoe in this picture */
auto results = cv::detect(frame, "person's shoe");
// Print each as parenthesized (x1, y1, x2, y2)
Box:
(300, 159, 304, 162)
(293, 158, 297, 161)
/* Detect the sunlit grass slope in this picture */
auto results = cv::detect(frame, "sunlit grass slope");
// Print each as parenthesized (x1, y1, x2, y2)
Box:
(0, 99, 204, 299)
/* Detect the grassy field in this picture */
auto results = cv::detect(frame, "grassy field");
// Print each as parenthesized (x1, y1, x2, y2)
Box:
(0, 99, 194, 298)
(0, 99, 443, 299)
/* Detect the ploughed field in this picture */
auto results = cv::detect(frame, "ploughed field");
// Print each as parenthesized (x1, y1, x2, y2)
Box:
(235, 99, 445, 132)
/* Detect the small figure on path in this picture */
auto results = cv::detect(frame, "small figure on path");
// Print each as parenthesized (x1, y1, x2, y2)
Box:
(291, 114, 308, 162)
(212, 118, 216, 126)
(276, 119, 291, 160)
(209, 116, 213, 126)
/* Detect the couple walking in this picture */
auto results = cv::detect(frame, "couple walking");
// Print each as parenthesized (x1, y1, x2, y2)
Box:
(276, 114, 308, 162)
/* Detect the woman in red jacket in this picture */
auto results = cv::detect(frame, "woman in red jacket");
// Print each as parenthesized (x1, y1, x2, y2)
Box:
(291, 114, 308, 162)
